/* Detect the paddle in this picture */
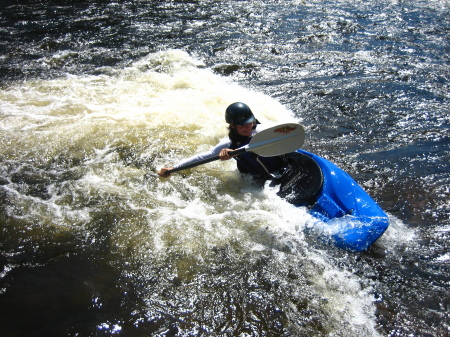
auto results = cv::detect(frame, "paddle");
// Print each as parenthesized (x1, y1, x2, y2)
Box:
(164, 123, 305, 176)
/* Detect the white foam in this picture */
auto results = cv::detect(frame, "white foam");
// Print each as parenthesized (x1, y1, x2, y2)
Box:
(374, 214, 415, 251)
(0, 49, 382, 336)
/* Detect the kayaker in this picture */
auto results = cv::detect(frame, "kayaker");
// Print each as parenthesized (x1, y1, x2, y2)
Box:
(157, 102, 287, 181)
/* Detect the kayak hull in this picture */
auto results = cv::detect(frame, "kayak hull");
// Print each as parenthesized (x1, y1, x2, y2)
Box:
(279, 150, 389, 252)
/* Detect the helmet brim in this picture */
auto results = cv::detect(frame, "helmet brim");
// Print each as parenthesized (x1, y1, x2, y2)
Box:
(234, 115, 256, 125)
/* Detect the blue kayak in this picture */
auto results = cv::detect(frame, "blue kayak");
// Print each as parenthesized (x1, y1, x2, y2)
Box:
(277, 149, 389, 252)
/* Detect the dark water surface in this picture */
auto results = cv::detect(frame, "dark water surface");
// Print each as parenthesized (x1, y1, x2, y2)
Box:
(1, 0, 449, 336)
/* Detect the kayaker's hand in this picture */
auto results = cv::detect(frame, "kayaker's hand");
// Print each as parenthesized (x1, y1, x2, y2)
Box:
(157, 167, 173, 178)
(219, 149, 234, 161)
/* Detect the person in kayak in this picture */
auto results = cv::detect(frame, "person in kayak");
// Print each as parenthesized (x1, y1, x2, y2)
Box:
(157, 102, 287, 181)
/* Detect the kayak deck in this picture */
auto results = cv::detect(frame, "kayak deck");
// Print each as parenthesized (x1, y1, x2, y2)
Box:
(277, 150, 389, 252)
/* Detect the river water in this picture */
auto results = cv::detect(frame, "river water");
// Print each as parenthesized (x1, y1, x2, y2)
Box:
(0, 0, 449, 336)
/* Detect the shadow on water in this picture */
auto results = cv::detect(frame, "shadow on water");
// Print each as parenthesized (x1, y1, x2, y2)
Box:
(0, 197, 131, 336)
(0, 254, 126, 336)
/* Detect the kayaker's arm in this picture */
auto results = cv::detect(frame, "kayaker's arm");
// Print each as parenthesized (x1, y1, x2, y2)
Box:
(156, 123, 305, 177)
(158, 148, 234, 178)
(157, 141, 233, 178)
(157, 167, 174, 178)
(218, 148, 236, 161)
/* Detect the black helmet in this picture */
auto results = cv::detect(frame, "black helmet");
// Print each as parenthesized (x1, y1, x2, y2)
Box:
(225, 102, 256, 125)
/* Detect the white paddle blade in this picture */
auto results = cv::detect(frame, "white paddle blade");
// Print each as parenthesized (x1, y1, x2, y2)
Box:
(248, 123, 305, 157)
